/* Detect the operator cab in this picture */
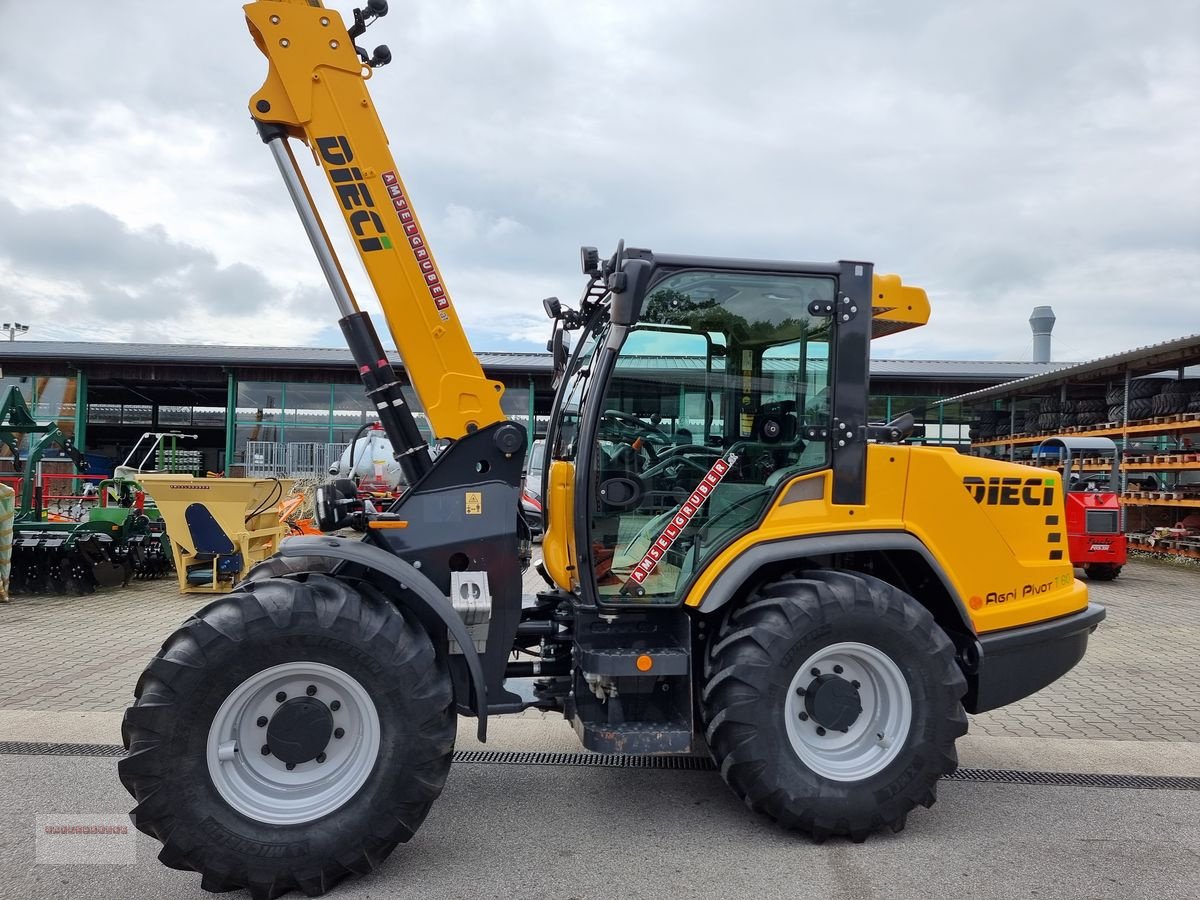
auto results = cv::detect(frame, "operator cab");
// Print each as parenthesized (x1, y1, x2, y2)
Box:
(545, 245, 863, 607)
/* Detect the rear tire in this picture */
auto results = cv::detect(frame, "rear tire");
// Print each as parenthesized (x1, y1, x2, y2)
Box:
(119, 573, 455, 899)
(703, 570, 966, 841)
(1084, 563, 1121, 581)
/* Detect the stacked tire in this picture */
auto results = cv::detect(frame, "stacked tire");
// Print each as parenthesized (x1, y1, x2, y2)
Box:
(1037, 400, 1060, 433)
(1105, 386, 1125, 425)
(1074, 398, 1106, 427)
(1152, 380, 1199, 417)
(995, 412, 1011, 438)
(975, 411, 999, 442)
(1018, 402, 1039, 435)
(1109, 378, 1168, 423)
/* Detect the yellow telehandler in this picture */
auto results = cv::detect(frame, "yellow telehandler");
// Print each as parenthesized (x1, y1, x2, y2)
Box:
(119, 2, 1105, 896)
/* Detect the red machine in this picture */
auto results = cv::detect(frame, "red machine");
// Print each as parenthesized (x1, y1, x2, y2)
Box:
(1035, 436, 1126, 581)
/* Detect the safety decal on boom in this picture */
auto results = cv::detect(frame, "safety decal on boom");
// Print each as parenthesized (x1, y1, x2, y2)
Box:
(381, 171, 451, 321)
(623, 453, 739, 594)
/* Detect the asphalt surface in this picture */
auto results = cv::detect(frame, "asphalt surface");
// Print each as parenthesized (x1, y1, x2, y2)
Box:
(1, 754, 1197, 900)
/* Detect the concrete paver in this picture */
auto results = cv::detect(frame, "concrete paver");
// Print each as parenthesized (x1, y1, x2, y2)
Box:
(0, 559, 1197, 742)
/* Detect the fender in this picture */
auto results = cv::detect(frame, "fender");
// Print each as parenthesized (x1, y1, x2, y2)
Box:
(276, 535, 489, 740)
(693, 530, 974, 634)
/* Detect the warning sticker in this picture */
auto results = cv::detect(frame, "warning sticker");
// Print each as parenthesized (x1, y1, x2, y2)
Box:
(465, 492, 482, 515)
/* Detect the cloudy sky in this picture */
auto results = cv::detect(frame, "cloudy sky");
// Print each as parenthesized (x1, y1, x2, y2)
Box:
(0, 1, 1196, 362)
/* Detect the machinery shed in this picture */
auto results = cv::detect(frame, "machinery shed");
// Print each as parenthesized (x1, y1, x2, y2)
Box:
(0, 339, 1066, 480)
(945, 333, 1200, 560)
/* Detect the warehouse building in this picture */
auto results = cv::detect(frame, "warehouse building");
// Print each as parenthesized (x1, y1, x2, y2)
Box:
(0, 340, 1064, 478)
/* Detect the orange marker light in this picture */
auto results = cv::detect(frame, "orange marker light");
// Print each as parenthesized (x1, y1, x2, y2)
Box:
(636, 654, 653, 672)
(368, 520, 409, 530)
(969, 595, 983, 611)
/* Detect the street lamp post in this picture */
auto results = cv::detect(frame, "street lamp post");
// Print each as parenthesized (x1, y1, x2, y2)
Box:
(2, 323, 29, 341)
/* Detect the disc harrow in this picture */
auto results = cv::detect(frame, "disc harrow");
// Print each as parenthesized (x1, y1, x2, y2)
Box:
(10, 526, 173, 595)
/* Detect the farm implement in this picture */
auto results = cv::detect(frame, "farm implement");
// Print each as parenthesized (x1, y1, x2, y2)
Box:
(1, 387, 174, 594)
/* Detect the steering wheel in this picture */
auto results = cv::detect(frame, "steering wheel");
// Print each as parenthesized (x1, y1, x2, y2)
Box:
(601, 409, 671, 446)
(642, 454, 712, 481)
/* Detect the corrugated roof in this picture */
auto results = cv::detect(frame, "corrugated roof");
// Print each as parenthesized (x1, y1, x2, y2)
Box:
(941, 333, 1200, 405)
(0, 341, 546, 372)
(0, 341, 1072, 382)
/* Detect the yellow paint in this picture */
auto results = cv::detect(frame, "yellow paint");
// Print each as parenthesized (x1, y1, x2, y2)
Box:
(541, 460, 577, 591)
(244, 0, 505, 440)
(871, 273, 930, 338)
(683, 445, 1088, 635)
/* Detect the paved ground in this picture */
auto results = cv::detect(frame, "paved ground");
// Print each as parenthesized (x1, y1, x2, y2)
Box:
(0, 558, 1197, 740)
(1, 558, 1198, 899)
(0, 754, 1197, 900)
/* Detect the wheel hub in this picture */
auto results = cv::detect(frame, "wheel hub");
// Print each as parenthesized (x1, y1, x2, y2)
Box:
(207, 661, 381, 825)
(266, 697, 334, 764)
(804, 674, 863, 732)
(784, 641, 913, 782)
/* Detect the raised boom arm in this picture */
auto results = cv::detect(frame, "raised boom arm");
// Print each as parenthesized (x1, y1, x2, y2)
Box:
(244, 0, 507, 455)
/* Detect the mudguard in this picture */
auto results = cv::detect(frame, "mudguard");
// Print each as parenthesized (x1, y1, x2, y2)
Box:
(693, 530, 974, 634)
(275, 535, 489, 740)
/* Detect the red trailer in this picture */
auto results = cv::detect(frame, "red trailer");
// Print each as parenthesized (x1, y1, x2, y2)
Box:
(1035, 436, 1126, 581)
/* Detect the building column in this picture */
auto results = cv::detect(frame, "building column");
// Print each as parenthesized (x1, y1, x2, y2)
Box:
(72, 368, 88, 452)
(224, 370, 237, 476)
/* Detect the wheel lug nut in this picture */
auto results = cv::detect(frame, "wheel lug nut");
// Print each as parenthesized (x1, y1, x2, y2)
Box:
(286, 763, 296, 771)
(798, 712, 808, 721)
(816, 726, 827, 736)
(256, 716, 268, 727)
(261, 744, 270, 756)
(316, 752, 326, 764)
(810, 667, 820, 676)
(330, 700, 341, 711)
(306, 685, 317, 696)
(334, 727, 345, 739)
(276, 691, 287, 702)
(833, 665, 843, 674)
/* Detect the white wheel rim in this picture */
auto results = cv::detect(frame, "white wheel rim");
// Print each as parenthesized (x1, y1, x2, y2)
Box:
(784, 641, 913, 782)
(206, 661, 381, 825)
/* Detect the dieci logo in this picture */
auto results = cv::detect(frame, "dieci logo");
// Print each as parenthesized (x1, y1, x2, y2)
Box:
(315, 136, 391, 253)
(962, 475, 1055, 506)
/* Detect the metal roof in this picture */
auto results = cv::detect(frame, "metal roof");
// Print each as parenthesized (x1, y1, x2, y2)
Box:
(0, 341, 548, 372)
(941, 333, 1200, 406)
(0, 341, 1071, 382)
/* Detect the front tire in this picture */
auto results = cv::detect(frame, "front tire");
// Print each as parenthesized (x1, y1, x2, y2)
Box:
(118, 573, 456, 899)
(703, 569, 967, 841)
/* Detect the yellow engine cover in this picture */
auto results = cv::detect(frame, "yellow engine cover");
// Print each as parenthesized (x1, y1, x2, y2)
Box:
(684, 445, 1088, 634)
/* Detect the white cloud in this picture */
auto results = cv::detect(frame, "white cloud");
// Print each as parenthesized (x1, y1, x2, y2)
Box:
(0, 0, 1195, 362)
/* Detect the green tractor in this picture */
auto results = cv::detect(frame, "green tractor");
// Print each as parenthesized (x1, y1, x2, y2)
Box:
(1, 388, 174, 593)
